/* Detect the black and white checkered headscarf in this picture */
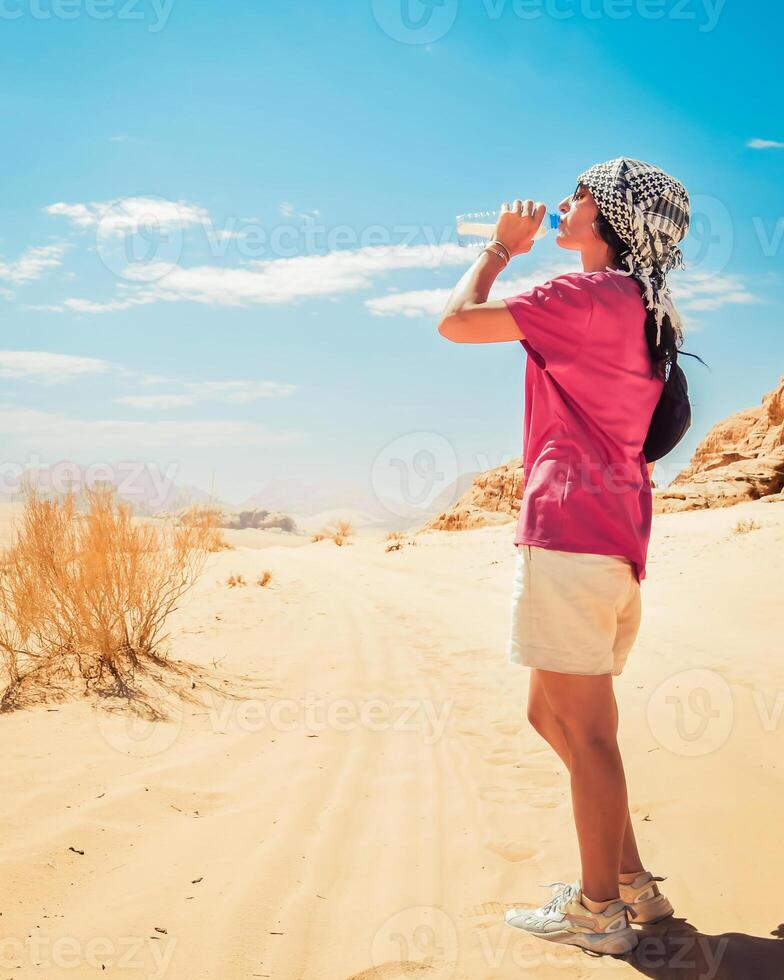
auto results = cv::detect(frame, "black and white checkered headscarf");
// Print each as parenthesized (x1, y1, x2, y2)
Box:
(576, 157, 690, 348)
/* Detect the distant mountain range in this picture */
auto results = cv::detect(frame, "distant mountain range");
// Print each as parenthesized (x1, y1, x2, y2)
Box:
(0, 466, 485, 531)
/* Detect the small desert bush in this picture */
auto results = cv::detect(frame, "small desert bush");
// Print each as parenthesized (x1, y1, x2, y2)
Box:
(226, 574, 247, 588)
(0, 487, 214, 712)
(257, 570, 272, 587)
(311, 519, 354, 546)
(732, 518, 761, 535)
(384, 531, 417, 552)
(180, 505, 232, 552)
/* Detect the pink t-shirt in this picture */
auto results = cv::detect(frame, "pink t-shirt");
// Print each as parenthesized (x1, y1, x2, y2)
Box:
(503, 269, 664, 583)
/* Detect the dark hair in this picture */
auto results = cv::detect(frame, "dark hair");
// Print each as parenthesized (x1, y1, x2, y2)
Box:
(578, 185, 709, 383)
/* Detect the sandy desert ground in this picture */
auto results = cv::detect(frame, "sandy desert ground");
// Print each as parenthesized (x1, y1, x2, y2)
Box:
(1, 499, 783, 979)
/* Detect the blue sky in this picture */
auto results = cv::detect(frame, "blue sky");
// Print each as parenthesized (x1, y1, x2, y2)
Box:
(0, 0, 781, 517)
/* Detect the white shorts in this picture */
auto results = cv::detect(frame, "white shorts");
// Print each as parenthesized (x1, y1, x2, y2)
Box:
(506, 544, 641, 676)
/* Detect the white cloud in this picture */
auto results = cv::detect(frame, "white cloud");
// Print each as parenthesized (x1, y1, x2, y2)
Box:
(57, 296, 156, 314)
(670, 270, 762, 312)
(139, 373, 183, 387)
(0, 244, 68, 285)
(0, 406, 304, 450)
(0, 350, 112, 382)
(140, 373, 182, 387)
(116, 380, 299, 408)
(144, 243, 472, 306)
(0, 350, 300, 420)
(364, 264, 762, 326)
(46, 196, 210, 236)
(184, 380, 299, 401)
(114, 395, 196, 409)
(747, 137, 784, 150)
(0, 350, 299, 412)
(367, 288, 452, 318)
(279, 201, 321, 219)
(214, 229, 244, 242)
(45, 243, 474, 314)
(366, 261, 575, 318)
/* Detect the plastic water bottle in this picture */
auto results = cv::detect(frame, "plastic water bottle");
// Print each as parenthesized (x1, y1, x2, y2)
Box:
(456, 209, 560, 247)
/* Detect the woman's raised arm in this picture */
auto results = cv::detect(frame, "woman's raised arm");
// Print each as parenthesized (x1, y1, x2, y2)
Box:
(438, 199, 546, 344)
(437, 249, 524, 343)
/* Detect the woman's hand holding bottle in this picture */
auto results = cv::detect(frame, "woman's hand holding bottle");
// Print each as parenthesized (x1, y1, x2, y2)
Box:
(493, 199, 548, 257)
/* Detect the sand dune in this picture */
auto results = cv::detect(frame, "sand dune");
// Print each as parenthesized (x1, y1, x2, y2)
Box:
(1, 499, 783, 977)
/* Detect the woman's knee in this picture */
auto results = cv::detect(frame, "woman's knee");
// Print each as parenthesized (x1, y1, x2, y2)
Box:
(527, 669, 552, 729)
(526, 703, 549, 734)
(526, 681, 546, 728)
(534, 670, 618, 748)
(562, 726, 619, 759)
(526, 693, 563, 738)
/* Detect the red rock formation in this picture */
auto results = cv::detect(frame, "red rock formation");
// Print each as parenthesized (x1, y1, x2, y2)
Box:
(419, 375, 784, 531)
(654, 373, 784, 513)
(420, 458, 523, 532)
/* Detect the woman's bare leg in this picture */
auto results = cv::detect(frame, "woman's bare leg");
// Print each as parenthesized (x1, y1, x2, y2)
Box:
(527, 668, 645, 882)
(531, 668, 627, 901)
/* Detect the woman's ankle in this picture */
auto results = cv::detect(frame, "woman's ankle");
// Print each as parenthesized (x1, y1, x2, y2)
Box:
(618, 869, 646, 883)
(582, 892, 616, 912)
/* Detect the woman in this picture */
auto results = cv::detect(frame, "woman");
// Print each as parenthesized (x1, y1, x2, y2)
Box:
(437, 158, 691, 956)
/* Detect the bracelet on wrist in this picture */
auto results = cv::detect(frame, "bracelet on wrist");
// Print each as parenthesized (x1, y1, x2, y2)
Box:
(482, 244, 509, 266)
(488, 239, 511, 262)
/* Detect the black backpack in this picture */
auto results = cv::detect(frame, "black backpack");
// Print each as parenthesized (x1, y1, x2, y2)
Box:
(643, 360, 692, 463)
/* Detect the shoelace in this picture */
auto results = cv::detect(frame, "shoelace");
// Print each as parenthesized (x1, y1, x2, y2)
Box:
(538, 881, 578, 914)
(538, 880, 641, 921)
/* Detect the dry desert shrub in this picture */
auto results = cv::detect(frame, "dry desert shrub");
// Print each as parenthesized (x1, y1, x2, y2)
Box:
(384, 531, 417, 552)
(226, 574, 247, 588)
(312, 519, 354, 546)
(257, 570, 272, 587)
(732, 517, 761, 535)
(179, 505, 232, 552)
(0, 487, 222, 714)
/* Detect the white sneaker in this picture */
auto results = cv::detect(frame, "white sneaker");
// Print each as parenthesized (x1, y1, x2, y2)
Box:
(619, 871, 674, 924)
(504, 879, 639, 956)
